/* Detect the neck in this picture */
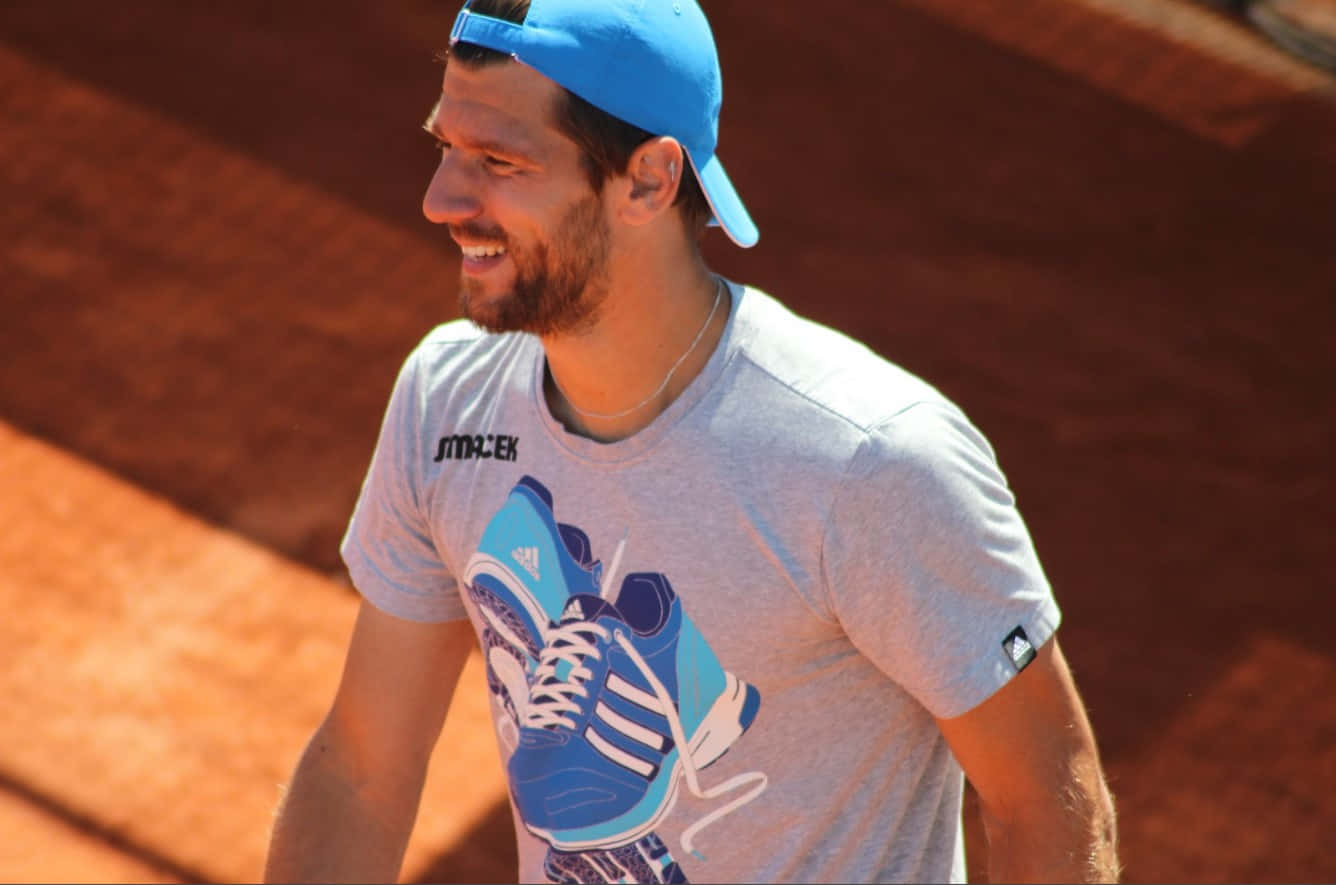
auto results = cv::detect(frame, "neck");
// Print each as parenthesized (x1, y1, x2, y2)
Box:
(541, 252, 728, 443)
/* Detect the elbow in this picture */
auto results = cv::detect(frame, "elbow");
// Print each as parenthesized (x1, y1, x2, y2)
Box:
(1088, 780, 1120, 882)
(976, 765, 1121, 883)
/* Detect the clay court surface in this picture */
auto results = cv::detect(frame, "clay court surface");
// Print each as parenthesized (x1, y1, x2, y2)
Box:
(2, 1, 1334, 881)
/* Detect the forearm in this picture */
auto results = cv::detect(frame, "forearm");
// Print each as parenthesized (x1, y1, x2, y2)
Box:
(981, 773, 1119, 883)
(264, 726, 424, 884)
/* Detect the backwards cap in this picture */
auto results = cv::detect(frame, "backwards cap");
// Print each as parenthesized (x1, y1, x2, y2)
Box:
(450, 0, 758, 248)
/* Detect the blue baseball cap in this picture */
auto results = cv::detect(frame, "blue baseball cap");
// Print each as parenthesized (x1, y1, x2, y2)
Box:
(449, 0, 759, 248)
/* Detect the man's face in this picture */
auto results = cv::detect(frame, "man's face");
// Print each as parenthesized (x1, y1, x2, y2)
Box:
(422, 59, 612, 336)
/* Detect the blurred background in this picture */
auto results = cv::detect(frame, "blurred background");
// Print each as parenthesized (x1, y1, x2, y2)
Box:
(2, 0, 1334, 881)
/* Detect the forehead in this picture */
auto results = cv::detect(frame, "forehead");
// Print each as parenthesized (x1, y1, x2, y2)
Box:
(434, 59, 568, 153)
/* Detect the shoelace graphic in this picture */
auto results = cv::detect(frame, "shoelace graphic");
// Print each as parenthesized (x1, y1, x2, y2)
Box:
(521, 622, 767, 858)
(516, 529, 767, 860)
(523, 621, 610, 730)
(612, 630, 767, 860)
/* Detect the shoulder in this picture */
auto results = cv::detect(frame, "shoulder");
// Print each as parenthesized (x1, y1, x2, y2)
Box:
(726, 289, 1010, 506)
(412, 318, 526, 368)
(728, 287, 955, 436)
(848, 400, 1006, 513)
(400, 319, 534, 394)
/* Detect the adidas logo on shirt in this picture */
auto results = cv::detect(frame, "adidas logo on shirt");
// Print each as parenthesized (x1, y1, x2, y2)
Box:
(1002, 626, 1037, 672)
(512, 546, 540, 581)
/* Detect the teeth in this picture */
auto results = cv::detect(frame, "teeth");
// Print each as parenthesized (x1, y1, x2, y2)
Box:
(461, 244, 506, 258)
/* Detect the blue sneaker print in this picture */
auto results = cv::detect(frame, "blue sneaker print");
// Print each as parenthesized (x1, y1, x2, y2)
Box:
(508, 572, 764, 854)
(464, 476, 602, 720)
(465, 477, 767, 878)
(543, 832, 688, 884)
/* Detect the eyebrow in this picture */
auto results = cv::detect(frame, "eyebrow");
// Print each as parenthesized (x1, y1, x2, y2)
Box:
(422, 98, 543, 163)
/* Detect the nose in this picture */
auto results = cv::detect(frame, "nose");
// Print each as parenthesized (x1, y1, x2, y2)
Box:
(422, 153, 482, 225)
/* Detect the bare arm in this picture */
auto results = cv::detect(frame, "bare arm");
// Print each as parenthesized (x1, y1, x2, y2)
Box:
(936, 637, 1120, 883)
(264, 600, 476, 884)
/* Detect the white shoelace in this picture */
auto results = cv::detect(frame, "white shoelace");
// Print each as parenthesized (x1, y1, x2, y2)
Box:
(521, 610, 768, 860)
(613, 632, 768, 860)
(523, 621, 610, 730)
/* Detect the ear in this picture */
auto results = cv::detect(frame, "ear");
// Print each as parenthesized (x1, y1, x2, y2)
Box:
(619, 136, 683, 227)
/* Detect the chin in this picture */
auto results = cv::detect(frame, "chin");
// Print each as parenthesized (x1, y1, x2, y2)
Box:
(457, 270, 603, 338)
(458, 279, 516, 332)
(459, 299, 514, 334)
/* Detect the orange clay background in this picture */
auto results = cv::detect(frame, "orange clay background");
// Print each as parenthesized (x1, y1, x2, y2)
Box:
(2, 1, 1334, 882)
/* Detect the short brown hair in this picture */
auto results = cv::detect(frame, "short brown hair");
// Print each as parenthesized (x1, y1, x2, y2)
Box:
(447, 0, 712, 236)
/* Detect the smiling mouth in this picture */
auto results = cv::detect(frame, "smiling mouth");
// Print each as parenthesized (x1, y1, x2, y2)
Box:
(460, 244, 507, 258)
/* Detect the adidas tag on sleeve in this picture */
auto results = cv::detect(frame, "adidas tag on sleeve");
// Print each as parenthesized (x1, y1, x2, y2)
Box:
(1002, 626, 1037, 672)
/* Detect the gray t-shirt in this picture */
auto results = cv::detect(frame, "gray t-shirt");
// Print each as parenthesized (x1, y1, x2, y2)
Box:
(342, 283, 1060, 884)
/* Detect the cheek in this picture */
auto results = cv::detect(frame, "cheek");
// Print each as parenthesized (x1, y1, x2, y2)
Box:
(496, 193, 576, 240)
(487, 162, 605, 229)
(507, 166, 602, 214)
(485, 183, 545, 231)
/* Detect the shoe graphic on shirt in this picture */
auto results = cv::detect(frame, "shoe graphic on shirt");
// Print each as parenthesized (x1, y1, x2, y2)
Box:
(543, 831, 687, 884)
(507, 571, 765, 854)
(464, 475, 602, 721)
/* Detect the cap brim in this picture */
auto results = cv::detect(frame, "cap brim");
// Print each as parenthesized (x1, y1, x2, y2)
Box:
(688, 151, 759, 248)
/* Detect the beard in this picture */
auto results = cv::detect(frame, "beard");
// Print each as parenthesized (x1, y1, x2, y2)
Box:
(456, 194, 611, 337)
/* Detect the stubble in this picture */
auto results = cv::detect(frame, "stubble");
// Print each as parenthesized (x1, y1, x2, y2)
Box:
(458, 194, 611, 337)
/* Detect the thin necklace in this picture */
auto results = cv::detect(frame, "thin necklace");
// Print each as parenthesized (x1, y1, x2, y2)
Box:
(550, 277, 726, 421)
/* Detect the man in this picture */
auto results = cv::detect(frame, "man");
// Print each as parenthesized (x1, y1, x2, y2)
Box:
(265, 0, 1119, 881)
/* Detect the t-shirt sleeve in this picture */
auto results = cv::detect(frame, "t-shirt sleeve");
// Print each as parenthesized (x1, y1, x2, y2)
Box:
(821, 401, 1060, 720)
(340, 342, 467, 623)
